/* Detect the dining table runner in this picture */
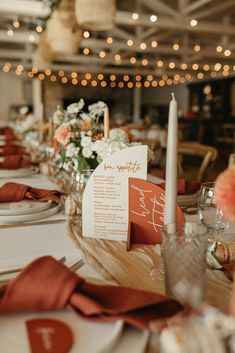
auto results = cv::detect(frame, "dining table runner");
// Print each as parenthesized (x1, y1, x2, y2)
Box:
(67, 219, 233, 314)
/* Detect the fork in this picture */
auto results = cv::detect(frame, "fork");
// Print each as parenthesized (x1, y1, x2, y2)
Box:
(0, 258, 85, 285)
(0, 256, 66, 277)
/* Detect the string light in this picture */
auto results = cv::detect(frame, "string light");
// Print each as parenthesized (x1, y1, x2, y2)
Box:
(45, 69, 51, 76)
(99, 51, 106, 58)
(101, 81, 107, 87)
(210, 71, 217, 78)
(81, 79, 88, 86)
(130, 57, 136, 64)
(223, 64, 230, 71)
(142, 59, 148, 66)
(157, 60, 163, 67)
(7, 29, 14, 36)
(190, 19, 198, 27)
(15, 69, 22, 76)
(151, 80, 158, 87)
(174, 74, 180, 81)
(32, 67, 38, 74)
(17, 64, 24, 71)
(162, 74, 168, 81)
(85, 73, 91, 80)
(203, 64, 210, 71)
(150, 15, 157, 23)
(224, 49, 231, 57)
(135, 75, 142, 81)
(72, 78, 78, 85)
(144, 81, 150, 87)
(216, 45, 223, 53)
(194, 44, 201, 52)
(159, 80, 165, 87)
(136, 82, 142, 88)
(110, 74, 116, 81)
(181, 63, 187, 70)
(127, 82, 133, 88)
(38, 73, 45, 80)
(61, 77, 68, 84)
(36, 25, 43, 33)
(214, 63, 221, 71)
(13, 20, 20, 28)
(28, 34, 35, 42)
(140, 42, 147, 50)
(192, 63, 199, 70)
(222, 71, 229, 76)
(118, 82, 124, 88)
(83, 31, 90, 38)
(180, 77, 185, 83)
(173, 43, 179, 51)
(27, 71, 34, 78)
(91, 80, 97, 87)
(151, 40, 158, 48)
(58, 70, 64, 77)
(127, 39, 134, 46)
(83, 48, 90, 55)
(98, 73, 104, 80)
(50, 75, 57, 82)
(166, 79, 173, 85)
(169, 61, 176, 69)
(147, 74, 153, 81)
(115, 54, 121, 61)
(71, 71, 77, 78)
(110, 82, 116, 87)
(106, 37, 113, 44)
(197, 72, 204, 79)
(2, 63, 11, 72)
(123, 75, 129, 81)
(132, 13, 139, 20)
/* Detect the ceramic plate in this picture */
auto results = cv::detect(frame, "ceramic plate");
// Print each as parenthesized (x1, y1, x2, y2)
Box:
(0, 200, 52, 216)
(0, 311, 123, 353)
(0, 203, 60, 224)
(0, 167, 38, 179)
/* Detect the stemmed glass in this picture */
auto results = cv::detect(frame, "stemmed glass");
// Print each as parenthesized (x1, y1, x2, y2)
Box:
(198, 182, 230, 239)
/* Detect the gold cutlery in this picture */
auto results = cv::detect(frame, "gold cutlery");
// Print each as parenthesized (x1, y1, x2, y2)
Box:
(0, 219, 66, 229)
(0, 258, 85, 285)
(0, 256, 66, 277)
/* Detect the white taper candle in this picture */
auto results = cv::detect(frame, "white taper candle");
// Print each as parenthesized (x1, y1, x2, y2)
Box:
(104, 105, 110, 141)
(164, 93, 178, 227)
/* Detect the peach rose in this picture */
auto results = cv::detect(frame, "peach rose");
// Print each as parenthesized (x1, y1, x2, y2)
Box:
(214, 167, 235, 222)
(54, 123, 71, 146)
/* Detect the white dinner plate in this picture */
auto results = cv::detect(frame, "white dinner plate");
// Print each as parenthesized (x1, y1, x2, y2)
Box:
(0, 167, 38, 179)
(0, 202, 60, 224)
(0, 200, 52, 216)
(0, 311, 123, 353)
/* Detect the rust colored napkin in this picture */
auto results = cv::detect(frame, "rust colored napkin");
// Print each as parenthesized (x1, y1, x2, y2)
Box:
(0, 256, 182, 329)
(159, 179, 200, 195)
(0, 182, 63, 203)
(0, 127, 16, 140)
(0, 155, 35, 170)
(0, 145, 26, 156)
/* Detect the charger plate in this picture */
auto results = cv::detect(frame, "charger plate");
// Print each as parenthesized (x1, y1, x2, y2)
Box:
(0, 202, 60, 224)
(0, 311, 123, 353)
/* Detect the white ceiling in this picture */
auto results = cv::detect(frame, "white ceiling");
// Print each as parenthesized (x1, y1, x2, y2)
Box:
(0, 0, 234, 80)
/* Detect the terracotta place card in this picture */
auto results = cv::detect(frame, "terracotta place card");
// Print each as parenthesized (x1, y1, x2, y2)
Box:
(82, 145, 148, 241)
(26, 318, 73, 353)
(128, 178, 185, 250)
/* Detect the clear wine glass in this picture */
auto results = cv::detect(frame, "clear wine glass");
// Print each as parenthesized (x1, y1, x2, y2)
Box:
(198, 182, 230, 239)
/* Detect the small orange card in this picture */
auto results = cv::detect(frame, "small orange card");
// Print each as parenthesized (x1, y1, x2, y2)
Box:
(128, 178, 185, 249)
(26, 318, 73, 353)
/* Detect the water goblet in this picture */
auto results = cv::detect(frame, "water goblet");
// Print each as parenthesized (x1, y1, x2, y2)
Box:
(198, 182, 230, 239)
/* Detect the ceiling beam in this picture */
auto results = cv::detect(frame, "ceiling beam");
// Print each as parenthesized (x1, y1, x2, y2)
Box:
(138, 27, 159, 40)
(115, 11, 235, 36)
(182, 0, 212, 15)
(193, 0, 235, 20)
(0, 0, 50, 17)
(111, 27, 135, 41)
(137, 0, 179, 17)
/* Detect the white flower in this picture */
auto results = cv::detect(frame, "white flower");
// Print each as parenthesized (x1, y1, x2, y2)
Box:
(65, 143, 80, 158)
(110, 128, 129, 143)
(53, 107, 65, 125)
(66, 99, 85, 114)
(63, 161, 71, 172)
(80, 112, 90, 121)
(69, 118, 79, 126)
(81, 135, 92, 147)
(88, 101, 106, 119)
(82, 146, 93, 158)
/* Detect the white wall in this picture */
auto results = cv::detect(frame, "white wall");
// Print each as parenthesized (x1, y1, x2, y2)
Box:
(0, 72, 32, 122)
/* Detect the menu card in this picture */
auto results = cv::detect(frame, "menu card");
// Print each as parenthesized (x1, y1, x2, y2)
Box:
(82, 145, 148, 241)
(128, 178, 185, 249)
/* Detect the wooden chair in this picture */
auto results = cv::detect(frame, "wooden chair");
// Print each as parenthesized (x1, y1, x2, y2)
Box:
(177, 142, 218, 182)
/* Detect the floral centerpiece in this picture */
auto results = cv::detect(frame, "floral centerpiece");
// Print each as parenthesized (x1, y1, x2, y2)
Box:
(53, 99, 147, 173)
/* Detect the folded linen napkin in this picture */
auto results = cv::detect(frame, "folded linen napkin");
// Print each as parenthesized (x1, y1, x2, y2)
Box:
(0, 182, 63, 203)
(0, 155, 35, 170)
(0, 145, 26, 156)
(0, 127, 16, 139)
(159, 179, 200, 195)
(0, 256, 182, 329)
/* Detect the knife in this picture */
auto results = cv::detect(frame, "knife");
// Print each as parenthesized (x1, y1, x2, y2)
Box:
(0, 218, 66, 229)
